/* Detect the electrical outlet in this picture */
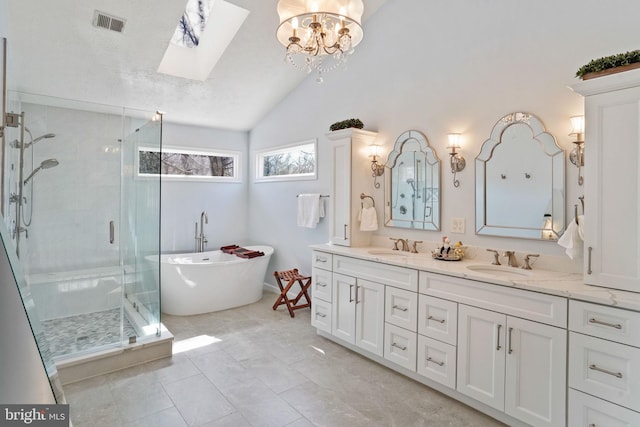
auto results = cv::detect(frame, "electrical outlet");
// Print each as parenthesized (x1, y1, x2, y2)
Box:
(451, 218, 465, 234)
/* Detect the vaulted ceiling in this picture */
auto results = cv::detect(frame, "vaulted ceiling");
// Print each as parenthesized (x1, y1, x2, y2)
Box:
(7, 0, 386, 130)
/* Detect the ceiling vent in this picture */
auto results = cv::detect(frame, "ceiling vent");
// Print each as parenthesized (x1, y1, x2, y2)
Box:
(93, 10, 126, 33)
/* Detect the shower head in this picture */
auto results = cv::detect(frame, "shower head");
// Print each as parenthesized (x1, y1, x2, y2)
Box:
(406, 178, 416, 192)
(24, 129, 56, 148)
(23, 159, 59, 185)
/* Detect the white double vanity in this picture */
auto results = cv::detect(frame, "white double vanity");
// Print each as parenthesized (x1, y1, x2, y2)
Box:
(310, 69, 640, 427)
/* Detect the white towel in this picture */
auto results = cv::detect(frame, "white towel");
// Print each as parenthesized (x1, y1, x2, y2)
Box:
(297, 194, 322, 228)
(359, 206, 378, 231)
(558, 215, 584, 259)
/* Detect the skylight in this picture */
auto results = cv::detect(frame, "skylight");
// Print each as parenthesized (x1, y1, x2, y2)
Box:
(171, 0, 212, 48)
(158, 0, 249, 81)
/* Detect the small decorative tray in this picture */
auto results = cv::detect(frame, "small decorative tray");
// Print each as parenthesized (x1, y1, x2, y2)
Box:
(432, 252, 463, 261)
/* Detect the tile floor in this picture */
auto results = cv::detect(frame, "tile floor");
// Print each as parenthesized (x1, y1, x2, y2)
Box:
(63, 293, 506, 427)
(43, 309, 138, 358)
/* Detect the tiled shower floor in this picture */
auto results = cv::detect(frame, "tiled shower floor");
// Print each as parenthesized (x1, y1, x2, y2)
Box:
(42, 309, 137, 359)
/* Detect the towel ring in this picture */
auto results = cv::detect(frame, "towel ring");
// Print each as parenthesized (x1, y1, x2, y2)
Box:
(360, 193, 375, 207)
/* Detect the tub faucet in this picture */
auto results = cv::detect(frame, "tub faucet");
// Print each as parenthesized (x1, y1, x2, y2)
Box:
(195, 211, 208, 252)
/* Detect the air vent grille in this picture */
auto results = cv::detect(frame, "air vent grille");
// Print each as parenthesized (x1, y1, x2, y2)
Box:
(93, 10, 126, 33)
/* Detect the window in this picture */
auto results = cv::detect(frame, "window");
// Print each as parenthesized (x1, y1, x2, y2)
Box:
(138, 146, 241, 182)
(255, 139, 317, 182)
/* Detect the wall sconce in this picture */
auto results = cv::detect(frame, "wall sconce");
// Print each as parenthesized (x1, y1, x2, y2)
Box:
(369, 145, 385, 189)
(447, 133, 466, 188)
(569, 115, 585, 186)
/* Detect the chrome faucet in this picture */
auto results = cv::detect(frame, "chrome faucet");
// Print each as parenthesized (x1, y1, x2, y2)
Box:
(195, 211, 208, 252)
(503, 251, 519, 267)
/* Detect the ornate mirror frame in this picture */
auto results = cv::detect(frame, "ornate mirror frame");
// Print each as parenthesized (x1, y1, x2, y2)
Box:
(476, 112, 565, 240)
(385, 130, 441, 231)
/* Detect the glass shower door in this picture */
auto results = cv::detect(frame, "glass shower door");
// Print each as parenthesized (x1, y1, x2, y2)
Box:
(121, 116, 162, 340)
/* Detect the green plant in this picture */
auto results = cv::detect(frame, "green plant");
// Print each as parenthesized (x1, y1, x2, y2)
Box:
(576, 50, 640, 78)
(329, 118, 364, 131)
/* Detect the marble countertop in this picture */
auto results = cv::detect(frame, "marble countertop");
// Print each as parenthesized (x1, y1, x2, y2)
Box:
(310, 244, 640, 312)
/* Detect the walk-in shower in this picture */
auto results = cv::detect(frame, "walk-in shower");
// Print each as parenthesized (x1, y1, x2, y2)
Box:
(2, 93, 166, 384)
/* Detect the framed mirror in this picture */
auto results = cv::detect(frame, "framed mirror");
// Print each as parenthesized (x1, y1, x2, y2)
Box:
(476, 112, 565, 240)
(385, 130, 440, 230)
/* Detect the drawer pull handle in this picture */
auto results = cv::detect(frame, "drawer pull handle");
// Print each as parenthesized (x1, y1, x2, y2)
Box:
(349, 284, 354, 303)
(426, 357, 445, 366)
(587, 247, 593, 275)
(496, 324, 502, 351)
(391, 342, 407, 351)
(393, 305, 408, 312)
(316, 256, 327, 263)
(588, 318, 622, 330)
(588, 424, 595, 427)
(589, 364, 623, 379)
(316, 312, 327, 318)
(427, 315, 445, 324)
(317, 282, 328, 288)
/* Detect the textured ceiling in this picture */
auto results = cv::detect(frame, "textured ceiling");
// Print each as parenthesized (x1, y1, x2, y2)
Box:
(7, 0, 386, 131)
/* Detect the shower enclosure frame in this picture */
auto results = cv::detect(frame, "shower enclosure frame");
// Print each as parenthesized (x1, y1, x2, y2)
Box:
(2, 93, 164, 365)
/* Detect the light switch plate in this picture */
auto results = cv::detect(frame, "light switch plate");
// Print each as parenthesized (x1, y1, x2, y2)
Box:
(451, 218, 465, 234)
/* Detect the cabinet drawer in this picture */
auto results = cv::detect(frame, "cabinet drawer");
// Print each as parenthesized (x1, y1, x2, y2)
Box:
(568, 388, 640, 427)
(311, 298, 331, 333)
(417, 334, 456, 389)
(417, 295, 457, 346)
(419, 271, 567, 328)
(569, 300, 640, 347)
(333, 255, 418, 291)
(569, 332, 640, 412)
(385, 287, 418, 332)
(312, 251, 333, 270)
(312, 267, 332, 302)
(384, 323, 417, 371)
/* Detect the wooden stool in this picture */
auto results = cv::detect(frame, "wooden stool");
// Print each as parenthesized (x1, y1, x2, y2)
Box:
(272, 269, 312, 318)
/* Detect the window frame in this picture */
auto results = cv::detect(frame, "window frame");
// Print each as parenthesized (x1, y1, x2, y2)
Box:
(254, 139, 317, 183)
(137, 145, 242, 182)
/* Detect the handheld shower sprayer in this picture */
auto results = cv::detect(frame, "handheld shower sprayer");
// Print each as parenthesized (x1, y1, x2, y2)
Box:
(23, 159, 59, 184)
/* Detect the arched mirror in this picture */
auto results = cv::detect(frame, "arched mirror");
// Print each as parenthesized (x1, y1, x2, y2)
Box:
(385, 130, 440, 230)
(476, 112, 565, 240)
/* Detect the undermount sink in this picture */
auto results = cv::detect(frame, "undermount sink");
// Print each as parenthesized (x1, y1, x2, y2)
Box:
(465, 264, 533, 278)
(367, 250, 409, 257)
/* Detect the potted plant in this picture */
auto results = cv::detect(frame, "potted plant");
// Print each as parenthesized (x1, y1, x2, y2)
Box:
(576, 50, 640, 80)
(329, 118, 364, 131)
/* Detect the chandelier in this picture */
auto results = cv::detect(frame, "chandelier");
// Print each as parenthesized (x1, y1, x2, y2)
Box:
(276, 0, 364, 82)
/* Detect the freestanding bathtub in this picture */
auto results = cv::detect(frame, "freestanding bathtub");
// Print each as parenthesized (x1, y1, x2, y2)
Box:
(151, 245, 273, 316)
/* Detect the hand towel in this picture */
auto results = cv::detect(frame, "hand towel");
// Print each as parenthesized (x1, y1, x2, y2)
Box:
(297, 194, 321, 228)
(359, 206, 378, 231)
(557, 215, 584, 259)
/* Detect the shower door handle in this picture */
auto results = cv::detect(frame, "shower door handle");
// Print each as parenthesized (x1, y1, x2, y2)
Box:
(109, 221, 115, 244)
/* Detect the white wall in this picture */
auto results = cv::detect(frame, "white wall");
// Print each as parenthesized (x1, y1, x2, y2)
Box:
(249, 0, 640, 278)
(160, 122, 249, 253)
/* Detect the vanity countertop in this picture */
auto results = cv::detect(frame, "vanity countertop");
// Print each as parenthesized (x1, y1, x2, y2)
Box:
(310, 244, 640, 312)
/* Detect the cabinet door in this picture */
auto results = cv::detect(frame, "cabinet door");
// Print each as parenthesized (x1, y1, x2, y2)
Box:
(355, 279, 385, 356)
(457, 304, 506, 411)
(505, 317, 567, 427)
(330, 139, 351, 246)
(584, 86, 640, 291)
(331, 273, 356, 344)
